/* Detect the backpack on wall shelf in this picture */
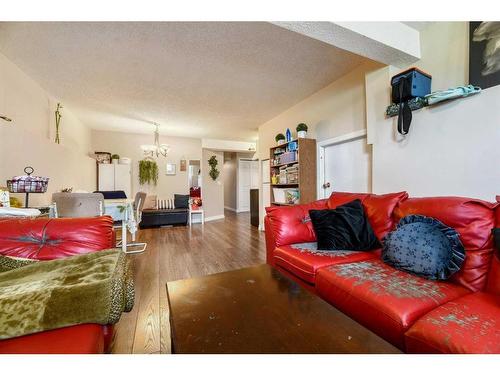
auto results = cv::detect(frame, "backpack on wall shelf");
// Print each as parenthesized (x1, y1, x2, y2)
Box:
(390, 68, 432, 136)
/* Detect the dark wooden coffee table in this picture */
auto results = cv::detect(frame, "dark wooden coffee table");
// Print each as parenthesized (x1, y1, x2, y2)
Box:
(166, 264, 401, 353)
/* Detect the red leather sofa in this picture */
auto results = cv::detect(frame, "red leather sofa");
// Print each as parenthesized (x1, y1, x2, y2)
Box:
(0, 216, 116, 354)
(265, 192, 500, 353)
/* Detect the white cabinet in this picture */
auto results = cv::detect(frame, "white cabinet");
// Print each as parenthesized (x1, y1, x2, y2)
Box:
(98, 163, 132, 198)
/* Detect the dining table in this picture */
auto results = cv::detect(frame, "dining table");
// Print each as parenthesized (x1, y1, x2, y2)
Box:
(103, 198, 139, 253)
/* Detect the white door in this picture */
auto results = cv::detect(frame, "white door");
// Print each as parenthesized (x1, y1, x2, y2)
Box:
(320, 135, 371, 198)
(98, 164, 115, 191)
(250, 160, 259, 189)
(114, 164, 132, 198)
(238, 160, 251, 212)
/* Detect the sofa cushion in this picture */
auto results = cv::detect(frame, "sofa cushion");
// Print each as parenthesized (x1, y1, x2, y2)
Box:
(309, 200, 380, 251)
(394, 197, 497, 292)
(174, 194, 189, 209)
(405, 293, 500, 354)
(316, 259, 469, 349)
(265, 199, 329, 247)
(0, 216, 114, 260)
(327, 191, 408, 240)
(143, 194, 157, 210)
(0, 324, 105, 354)
(382, 215, 465, 280)
(274, 242, 378, 284)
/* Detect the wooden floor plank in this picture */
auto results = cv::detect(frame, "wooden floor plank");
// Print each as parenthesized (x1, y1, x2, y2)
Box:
(110, 210, 266, 354)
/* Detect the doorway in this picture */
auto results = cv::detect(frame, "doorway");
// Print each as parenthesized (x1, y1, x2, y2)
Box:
(237, 158, 259, 212)
(318, 130, 371, 199)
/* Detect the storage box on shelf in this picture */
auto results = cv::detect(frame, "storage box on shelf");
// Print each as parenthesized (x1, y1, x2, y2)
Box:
(269, 138, 316, 207)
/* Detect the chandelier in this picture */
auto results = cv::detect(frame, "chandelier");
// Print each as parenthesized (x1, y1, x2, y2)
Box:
(140, 123, 170, 158)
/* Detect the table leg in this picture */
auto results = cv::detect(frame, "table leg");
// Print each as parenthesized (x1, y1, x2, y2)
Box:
(122, 220, 127, 253)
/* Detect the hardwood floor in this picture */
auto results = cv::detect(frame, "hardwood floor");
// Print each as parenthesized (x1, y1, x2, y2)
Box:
(110, 210, 266, 354)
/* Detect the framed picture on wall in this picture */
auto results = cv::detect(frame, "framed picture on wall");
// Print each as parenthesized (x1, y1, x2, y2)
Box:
(180, 159, 187, 172)
(166, 163, 176, 175)
(469, 22, 500, 90)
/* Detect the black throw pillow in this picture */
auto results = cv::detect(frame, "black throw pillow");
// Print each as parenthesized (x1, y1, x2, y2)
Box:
(174, 194, 189, 209)
(309, 199, 381, 251)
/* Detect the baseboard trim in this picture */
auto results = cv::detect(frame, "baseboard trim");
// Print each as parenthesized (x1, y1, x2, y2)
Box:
(236, 208, 249, 213)
(224, 206, 237, 212)
(204, 214, 225, 222)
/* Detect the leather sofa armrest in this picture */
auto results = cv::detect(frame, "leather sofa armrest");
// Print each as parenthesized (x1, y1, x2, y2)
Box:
(264, 215, 277, 266)
(264, 199, 328, 249)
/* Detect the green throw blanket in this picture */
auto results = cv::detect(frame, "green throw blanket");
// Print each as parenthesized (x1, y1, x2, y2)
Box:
(0, 249, 134, 340)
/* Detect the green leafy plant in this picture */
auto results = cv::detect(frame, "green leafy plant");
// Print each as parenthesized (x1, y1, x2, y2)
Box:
(275, 133, 286, 142)
(111, 154, 120, 160)
(296, 123, 308, 132)
(208, 155, 220, 181)
(139, 159, 159, 185)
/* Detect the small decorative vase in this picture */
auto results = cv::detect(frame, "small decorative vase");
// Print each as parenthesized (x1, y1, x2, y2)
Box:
(112, 159, 119, 165)
(286, 128, 292, 142)
(297, 131, 307, 139)
(277, 139, 285, 145)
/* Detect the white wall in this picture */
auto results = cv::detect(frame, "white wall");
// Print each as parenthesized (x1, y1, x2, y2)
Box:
(373, 85, 500, 200)
(370, 22, 500, 201)
(91, 129, 202, 199)
(0, 52, 95, 206)
(202, 149, 225, 220)
(223, 152, 237, 210)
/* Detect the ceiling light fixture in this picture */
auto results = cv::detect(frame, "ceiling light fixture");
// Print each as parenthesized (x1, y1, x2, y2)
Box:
(140, 122, 170, 158)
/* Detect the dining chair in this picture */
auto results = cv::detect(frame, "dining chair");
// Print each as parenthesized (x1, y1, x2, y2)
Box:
(52, 193, 104, 218)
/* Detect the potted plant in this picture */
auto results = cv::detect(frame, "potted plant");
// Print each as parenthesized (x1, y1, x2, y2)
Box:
(275, 133, 286, 145)
(111, 154, 120, 164)
(296, 123, 308, 138)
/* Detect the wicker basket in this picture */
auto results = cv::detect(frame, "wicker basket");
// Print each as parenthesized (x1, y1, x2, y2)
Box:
(7, 178, 49, 193)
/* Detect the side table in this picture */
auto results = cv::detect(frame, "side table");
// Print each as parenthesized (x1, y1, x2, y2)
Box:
(189, 209, 204, 226)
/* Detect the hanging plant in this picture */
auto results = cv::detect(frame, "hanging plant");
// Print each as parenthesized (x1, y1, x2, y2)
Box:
(54, 103, 63, 144)
(208, 155, 220, 181)
(139, 159, 159, 185)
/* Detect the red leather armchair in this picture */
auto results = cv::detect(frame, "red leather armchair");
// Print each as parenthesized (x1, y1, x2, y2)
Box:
(265, 192, 500, 353)
(0, 216, 116, 354)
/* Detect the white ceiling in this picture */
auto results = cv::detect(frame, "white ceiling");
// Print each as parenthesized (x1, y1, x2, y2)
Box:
(402, 22, 434, 31)
(0, 22, 367, 141)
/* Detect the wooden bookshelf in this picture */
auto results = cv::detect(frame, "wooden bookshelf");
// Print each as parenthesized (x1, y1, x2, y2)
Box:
(270, 138, 317, 206)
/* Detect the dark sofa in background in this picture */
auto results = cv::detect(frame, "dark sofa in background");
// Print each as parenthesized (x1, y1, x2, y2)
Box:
(139, 194, 189, 228)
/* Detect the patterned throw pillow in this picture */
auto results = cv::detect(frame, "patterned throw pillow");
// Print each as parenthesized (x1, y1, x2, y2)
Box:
(143, 195, 157, 210)
(382, 215, 466, 280)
